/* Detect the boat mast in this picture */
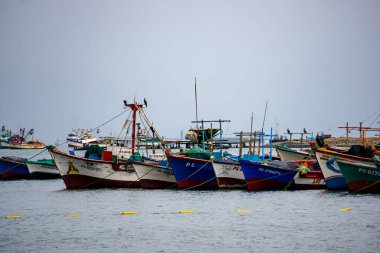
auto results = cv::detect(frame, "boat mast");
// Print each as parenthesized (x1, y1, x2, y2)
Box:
(195, 77, 199, 129)
(249, 112, 253, 154)
(125, 101, 144, 154)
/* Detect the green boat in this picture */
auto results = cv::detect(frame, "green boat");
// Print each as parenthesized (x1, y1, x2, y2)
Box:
(26, 159, 61, 179)
(336, 159, 380, 193)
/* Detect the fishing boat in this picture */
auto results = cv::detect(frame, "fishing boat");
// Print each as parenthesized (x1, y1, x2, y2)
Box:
(166, 148, 219, 190)
(0, 156, 30, 180)
(212, 160, 245, 188)
(289, 169, 326, 190)
(26, 159, 60, 179)
(48, 101, 158, 189)
(9, 140, 46, 149)
(67, 131, 98, 150)
(0, 126, 12, 148)
(48, 148, 140, 189)
(336, 159, 380, 193)
(240, 160, 299, 191)
(133, 160, 177, 189)
(8, 128, 46, 149)
(276, 145, 314, 161)
(315, 147, 374, 190)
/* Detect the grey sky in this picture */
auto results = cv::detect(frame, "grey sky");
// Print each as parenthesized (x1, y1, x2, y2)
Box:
(1, 0, 379, 143)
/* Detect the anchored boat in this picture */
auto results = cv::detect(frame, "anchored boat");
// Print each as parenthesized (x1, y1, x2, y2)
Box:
(315, 147, 374, 190)
(26, 159, 60, 179)
(133, 160, 177, 189)
(276, 145, 314, 161)
(240, 160, 299, 191)
(336, 159, 380, 193)
(166, 148, 219, 190)
(0, 156, 30, 180)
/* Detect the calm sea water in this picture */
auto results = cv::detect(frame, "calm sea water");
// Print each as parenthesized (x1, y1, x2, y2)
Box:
(1, 149, 380, 253)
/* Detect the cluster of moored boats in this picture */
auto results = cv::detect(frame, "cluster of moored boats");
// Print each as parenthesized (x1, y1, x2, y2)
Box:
(1, 101, 379, 193)
(0, 127, 46, 149)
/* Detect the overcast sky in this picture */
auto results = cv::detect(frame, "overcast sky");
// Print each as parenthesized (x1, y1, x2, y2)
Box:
(1, 0, 379, 143)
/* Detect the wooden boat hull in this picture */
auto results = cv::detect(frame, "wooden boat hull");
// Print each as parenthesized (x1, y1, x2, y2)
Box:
(276, 146, 314, 161)
(337, 160, 380, 193)
(240, 160, 298, 191)
(8, 142, 46, 149)
(289, 170, 326, 190)
(315, 149, 347, 190)
(212, 161, 245, 188)
(133, 162, 177, 189)
(166, 153, 218, 189)
(0, 157, 30, 180)
(26, 160, 61, 179)
(315, 148, 374, 190)
(49, 149, 140, 189)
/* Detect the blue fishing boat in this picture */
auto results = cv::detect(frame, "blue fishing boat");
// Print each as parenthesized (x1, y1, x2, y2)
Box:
(240, 160, 299, 191)
(0, 156, 30, 180)
(166, 148, 218, 190)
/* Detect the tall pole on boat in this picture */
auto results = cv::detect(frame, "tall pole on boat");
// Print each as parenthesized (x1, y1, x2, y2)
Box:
(201, 120, 205, 150)
(249, 112, 253, 154)
(131, 103, 138, 154)
(125, 101, 144, 154)
(260, 101, 268, 158)
(195, 77, 199, 129)
(219, 119, 222, 157)
(269, 127, 273, 159)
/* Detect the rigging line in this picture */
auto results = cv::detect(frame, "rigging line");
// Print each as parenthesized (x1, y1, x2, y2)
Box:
(362, 107, 380, 123)
(111, 109, 133, 153)
(351, 179, 380, 194)
(56, 108, 131, 148)
(173, 158, 212, 183)
(138, 111, 153, 157)
(369, 113, 380, 127)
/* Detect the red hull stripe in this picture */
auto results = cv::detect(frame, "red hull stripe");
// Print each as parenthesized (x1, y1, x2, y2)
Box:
(347, 180, 380, 193)
(62, 174, 141, 189)
(0, 172, 30, 180)
(140, 179, 177, 189)
(246, 178, 289, 191)
(217, 177, 246, 188)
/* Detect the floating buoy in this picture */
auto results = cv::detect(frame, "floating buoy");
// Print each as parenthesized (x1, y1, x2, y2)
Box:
(235, 209, 249, 213)
(121, 211, 139, 215)
(66, 214, 80, 218)
(179, 210, 194, 214)
(340, 208, 352, 212)
(5, 215, 22, 219)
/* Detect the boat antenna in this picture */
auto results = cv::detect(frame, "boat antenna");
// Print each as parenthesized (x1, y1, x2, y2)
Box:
(194, 76, 199, 129)
(249, 112, 253, 154)
(262, 100, 268, 130)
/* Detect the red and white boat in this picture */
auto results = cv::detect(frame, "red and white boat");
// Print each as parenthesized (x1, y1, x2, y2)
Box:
(133, 161, 177, 189)
(49, 149, 140, 189)
(212, 160, 245, 188)
(49, 100, 155, 189)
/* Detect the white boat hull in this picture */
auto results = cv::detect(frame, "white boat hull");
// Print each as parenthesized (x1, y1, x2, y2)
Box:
(26, 162, 60, 179)
(212, 161, 245, 188)
(276, 148, 313, 161)
(49, 149, 140, 189)
(133, 162, 177, 189)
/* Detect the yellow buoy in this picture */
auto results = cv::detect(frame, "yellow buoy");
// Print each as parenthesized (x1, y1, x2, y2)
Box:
(5, 215, 22, 219)
(340, 208, 352, 212)
(121, 211, 139, 215)
(66, 214, 80, 218)
(179, 210, 194, 214)
(235, 209, 249, 213)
